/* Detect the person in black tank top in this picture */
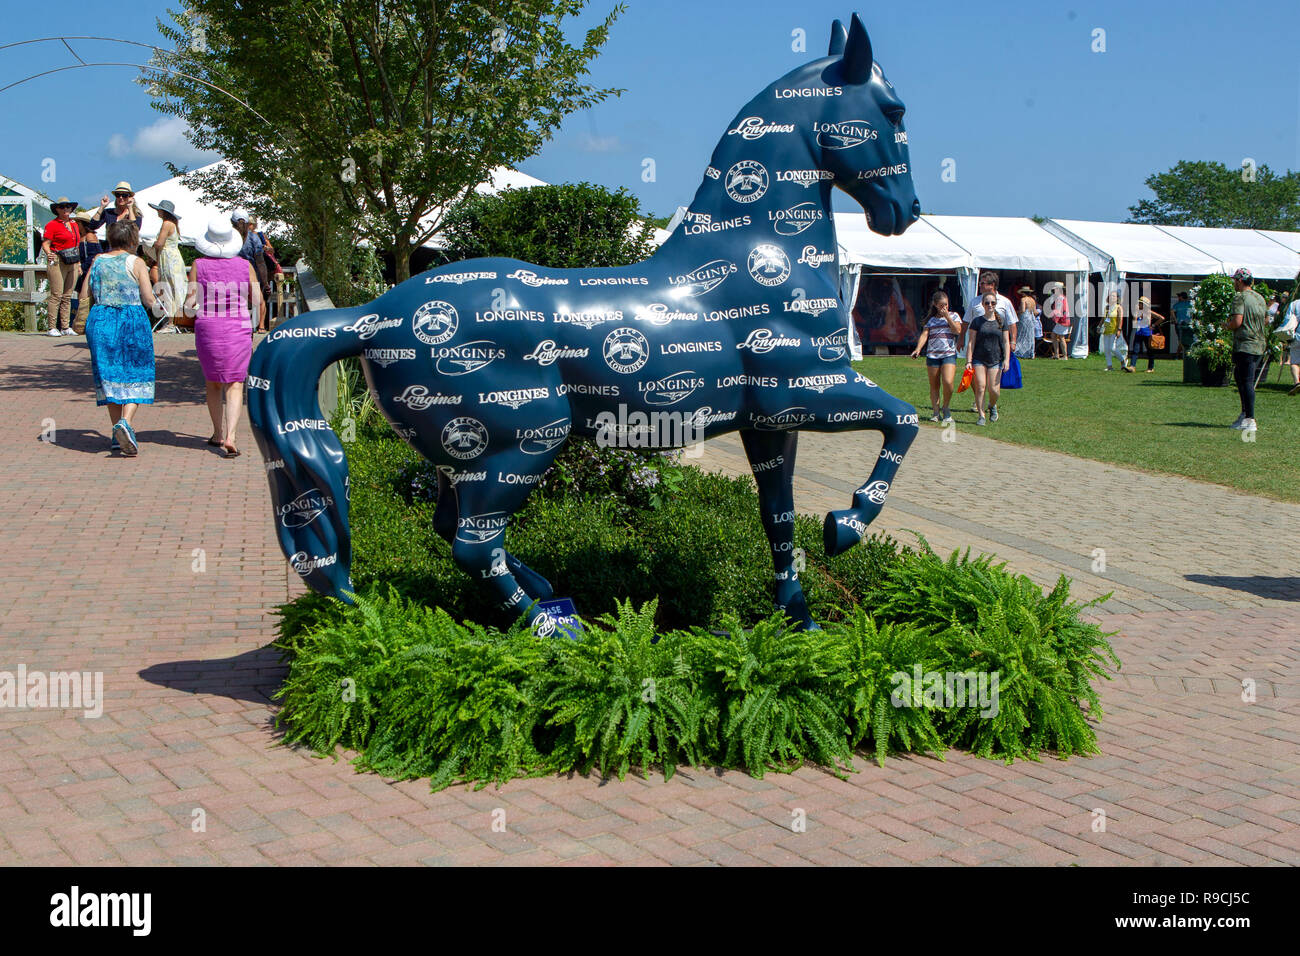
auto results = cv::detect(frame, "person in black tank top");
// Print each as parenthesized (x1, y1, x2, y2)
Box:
(965, 294, 1010, 425)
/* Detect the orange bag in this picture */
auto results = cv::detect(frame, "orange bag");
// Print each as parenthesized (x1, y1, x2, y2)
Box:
(956, 364, 974, 393)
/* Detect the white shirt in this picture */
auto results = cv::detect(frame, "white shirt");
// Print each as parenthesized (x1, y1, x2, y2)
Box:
(964, 292, 1017, 329)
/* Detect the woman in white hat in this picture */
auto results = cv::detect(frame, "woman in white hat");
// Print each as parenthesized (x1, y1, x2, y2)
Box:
(1129, 295, 1164, 372)
(149, 199, 187, 333)
(1044, 281, 1071, 359)
(185, 217, 262, 458)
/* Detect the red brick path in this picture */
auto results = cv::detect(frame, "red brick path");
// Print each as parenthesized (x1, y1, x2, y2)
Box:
(1, 333, 1296, 865)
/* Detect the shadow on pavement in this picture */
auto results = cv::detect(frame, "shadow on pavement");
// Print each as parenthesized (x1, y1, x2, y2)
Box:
(139, 644, 286, 705)
(1184, 574, 1300, 601)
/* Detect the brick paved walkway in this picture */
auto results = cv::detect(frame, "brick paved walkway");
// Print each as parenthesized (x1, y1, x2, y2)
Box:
(1, 332, 1296, 865)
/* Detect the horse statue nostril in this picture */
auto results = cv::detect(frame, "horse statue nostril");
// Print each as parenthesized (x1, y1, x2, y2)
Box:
(911, 200, 921, 221)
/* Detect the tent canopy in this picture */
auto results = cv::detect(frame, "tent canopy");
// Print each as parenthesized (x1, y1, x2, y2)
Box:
(1152, 225, 1300, 281)
(1045, 219, 1223, 276)
(832, 212, 972, 272)
(922, 215, 1090, 274)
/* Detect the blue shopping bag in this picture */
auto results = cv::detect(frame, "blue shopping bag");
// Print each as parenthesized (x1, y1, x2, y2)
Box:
(1001, 353, 1023, 389)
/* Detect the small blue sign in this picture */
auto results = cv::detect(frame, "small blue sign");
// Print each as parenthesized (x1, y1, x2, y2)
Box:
(538, 597, 583, 640)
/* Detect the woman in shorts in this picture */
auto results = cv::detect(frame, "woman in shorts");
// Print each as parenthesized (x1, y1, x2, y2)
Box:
(910, 290, 962, 423)
(965, 293, 1011, 425)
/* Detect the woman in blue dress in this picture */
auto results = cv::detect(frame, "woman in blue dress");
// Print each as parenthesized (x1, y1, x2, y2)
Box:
(86, 221, 159, 456)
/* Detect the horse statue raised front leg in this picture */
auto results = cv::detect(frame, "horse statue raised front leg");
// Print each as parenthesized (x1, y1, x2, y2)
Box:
(248, 11, 922, 634)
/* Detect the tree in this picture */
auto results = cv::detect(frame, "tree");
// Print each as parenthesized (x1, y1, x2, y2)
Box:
(1128, 160, 1300, 230)
(145, 0, 625, 298)
(434, 182, 656, 269)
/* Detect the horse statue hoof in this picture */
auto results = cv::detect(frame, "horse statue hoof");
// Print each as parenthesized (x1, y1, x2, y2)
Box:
(823, 509, 867, 558)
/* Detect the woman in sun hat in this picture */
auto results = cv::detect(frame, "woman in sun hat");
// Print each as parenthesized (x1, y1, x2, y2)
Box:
(1044, 280, 1071, 359)
(1129, 295, 1164, 372)
(1015, 284, 1037, 359)
(70, 210, 104, 334)
(185, 216, 262, 458)
(148, 199, 186, 333)
(85, 221, 158, 456)
(90, 181, 143, 232)
(40, 197, 81, 336)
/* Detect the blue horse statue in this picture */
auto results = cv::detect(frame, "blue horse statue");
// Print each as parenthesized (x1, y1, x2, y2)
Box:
(248, 12, 922, 634)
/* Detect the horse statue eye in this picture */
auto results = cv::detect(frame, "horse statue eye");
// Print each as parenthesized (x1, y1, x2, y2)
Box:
(884, 106, 905, 126)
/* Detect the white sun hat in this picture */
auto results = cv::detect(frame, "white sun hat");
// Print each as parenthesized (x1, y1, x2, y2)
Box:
(195, 217, 244, 258)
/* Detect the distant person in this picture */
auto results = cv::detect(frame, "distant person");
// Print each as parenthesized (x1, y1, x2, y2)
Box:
(148, 199, 187, 334)
(1130, 296, 1164, 373)
(1044, 281, 1071, 359)
(1172, 290, 1193, 357)
(187, 217, 262, 458)
(910, 290, 962, 423)
(965, 292, 1011, 425)
(1277, 281, 1300, 395)
(1227, 268, 1267, 432)
(1015, 285, 1037, 359)
(89, 182, 144, 232)
(40, 197, 81, 336)
(231, 209, 268, 333)
(962, 272, 1017, 410)
(1098, 290, 1131, 372)
(70, 210, 103, 335)
(85, 222, 158, 456)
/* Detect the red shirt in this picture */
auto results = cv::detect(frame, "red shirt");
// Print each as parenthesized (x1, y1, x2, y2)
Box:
(43, 219, 78, 252)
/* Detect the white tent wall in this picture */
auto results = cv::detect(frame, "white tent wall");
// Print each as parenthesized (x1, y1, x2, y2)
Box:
(837, 263, 864, 360)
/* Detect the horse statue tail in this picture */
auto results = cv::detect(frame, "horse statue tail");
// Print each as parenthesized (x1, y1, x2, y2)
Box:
(247, 305, 366, 602)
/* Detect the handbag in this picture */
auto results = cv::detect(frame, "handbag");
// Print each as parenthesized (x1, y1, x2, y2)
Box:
(1150, 332, 1166, 350)
(1001, 353, 1023, 389)
(956, 364, 974, 393)
(56, 247, 80, 265)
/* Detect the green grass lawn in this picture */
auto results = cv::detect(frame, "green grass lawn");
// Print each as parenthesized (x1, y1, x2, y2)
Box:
(851, 352, 1300, 502)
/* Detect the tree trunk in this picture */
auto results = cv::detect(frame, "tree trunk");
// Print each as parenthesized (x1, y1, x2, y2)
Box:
(394, 242, 412, 285)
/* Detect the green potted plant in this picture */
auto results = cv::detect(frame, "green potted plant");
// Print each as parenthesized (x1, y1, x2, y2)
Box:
(1186, 273, 1238, 387)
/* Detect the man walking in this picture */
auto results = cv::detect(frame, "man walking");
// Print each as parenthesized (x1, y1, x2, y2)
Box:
(1227, 268, 1267, 433)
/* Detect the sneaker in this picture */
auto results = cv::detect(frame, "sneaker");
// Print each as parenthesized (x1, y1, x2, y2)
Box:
(928, 412, 941, 423)
(1288, 383, 1300, 396)
(110, 436, 120, 452)
(113, 421, 138, 456)
(61, 328, 76, 336)
(976, 416, 987, 426)
(1104, 366, 1112, 371)
(969, 403, 978, 413)
(1242, 418, 1257, 432)
(1229, 415, 1246, 430)
(941, 414, 954, 425)
(46, 327, 62, 337)
(1123, 365, 1135, 373)
(990, 406, 999, 422)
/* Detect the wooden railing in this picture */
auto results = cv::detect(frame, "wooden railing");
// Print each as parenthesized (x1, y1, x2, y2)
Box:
(0, 263, 47, 331)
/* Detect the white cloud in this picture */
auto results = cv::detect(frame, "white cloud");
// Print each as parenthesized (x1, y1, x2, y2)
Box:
(576, 131, 620, 153)
(105, 117, 218, 164)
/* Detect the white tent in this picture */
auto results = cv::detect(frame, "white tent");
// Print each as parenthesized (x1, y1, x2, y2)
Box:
(1152, 225, 1300, 281)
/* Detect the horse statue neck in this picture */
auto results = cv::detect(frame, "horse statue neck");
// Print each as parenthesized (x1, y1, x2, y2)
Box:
(653, 69, 842, 298)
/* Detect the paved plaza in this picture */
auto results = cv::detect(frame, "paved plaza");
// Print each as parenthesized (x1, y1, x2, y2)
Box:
(1, 333, 1296, 865)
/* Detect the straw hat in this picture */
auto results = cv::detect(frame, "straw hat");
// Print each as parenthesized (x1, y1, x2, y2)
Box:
(72, 210, 95, 225)
(49, 196, 76, 212)
(195, 216, 244, 258)
(112, 181, 134, 195)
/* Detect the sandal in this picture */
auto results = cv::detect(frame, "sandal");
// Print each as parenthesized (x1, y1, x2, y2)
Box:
(206, 435, 222, 447)
(223, 443, 241, 458)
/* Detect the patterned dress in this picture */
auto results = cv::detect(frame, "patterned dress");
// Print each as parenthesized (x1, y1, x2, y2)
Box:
(86, 254, 156, 406)
(157, 229, 188, 318)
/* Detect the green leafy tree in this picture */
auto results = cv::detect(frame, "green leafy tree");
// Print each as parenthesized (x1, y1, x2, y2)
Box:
(433, 182, 656, 269)
(145, 0, 625, 299)
(1128, 160, 1300, 230)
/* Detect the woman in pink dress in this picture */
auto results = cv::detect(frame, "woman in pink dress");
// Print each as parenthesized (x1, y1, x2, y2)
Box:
(185, 217, 263, 458)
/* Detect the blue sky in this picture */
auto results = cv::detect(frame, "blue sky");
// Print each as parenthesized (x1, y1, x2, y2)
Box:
(2, 0, 1297, 222)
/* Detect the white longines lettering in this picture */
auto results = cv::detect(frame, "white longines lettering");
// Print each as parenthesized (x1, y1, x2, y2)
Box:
(279, 489, 333, 528)
(553, 310, 623, 328)
(752, 454, 784, 473)
(267, 326, 337, 342)
(633, 303, 699, 326)
(364, 347, 416, 368)
(394, 385, 462, 409)
(517, 419, 571, 455)
(276, 418, 329, 435)
(638, 371, 705, 406)
(706, 303, 770, 322)
(858, 162, 910, 180)
(556, 382, 621, 397)
(507, 268, 568, 286)
(667, 259, 737, 296)
(859, 480, 891, 504)
(425, 270, 497, 284)
(774, 85, 843, 98)
(813, 331, 849, 361)
(797, 245, 835, 267)
(290, 551, 339, 574)
(343, 313, 403, 340)
(776, 168, 835, 188)
(661, 341, 722, 355)
(783, 297, 839, 317)
(768, 202, 823, 236)
(433, 341, 505, 375)
(496, 472, 544, 485)
(727, 116, 796, 140)
(681, 211, 753, 236)
(716, 373, 778, 388)
(879, 448, 904, 465)
(477, 387, 549, 410)
(814, 119, 878, 148)
(578, 276, 648, 286)
(524, 340, 589, 365)
(737, 328, 802, 353)
(828, 408, 882, 422)
(750, 407, 816, 431)
(455, 512, 508, 544)
(475, 309, 545, 322)
(245, 375, 270, 391)
(787, 373, 847, 393)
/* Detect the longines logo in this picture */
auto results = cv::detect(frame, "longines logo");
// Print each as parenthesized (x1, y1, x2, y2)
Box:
(747, 244, 791, 286)
(860, 480, 890, 504)
(750, 407, 816, 431)
(475, 309, 545, 322)
(774, 85, 842, 98)
(813, 330, 849, 361)
(343, 313, 402, 340)
(787, 373, 846, 393)
(291, 551, 338, 574)
(507, 268, 568, 286)
(441, 417, 489, 459)
(681, 212, 752, 235)
(737, 328, 802, 353)
(425, 271, 496, 284)
(768, 202, 823, 236)
(602, 327, 650, 374)
(668, 259, 737, 296)
(814, 119, 878, 148)
(412, 300, 458, 345)
(776, 168, 834, 188)
(364, 347, 416, 368)
(858, 162, 909, 180)
(633, 303, 699, 326)
(725, 160, 769, 204)
(554, 310, 622, 329)
(517, 419, 571, 455)
(394, 385, 462, 409)
(705, 166, 721, 180)
(578, 276, 648, 286)
(798, 245, 835, 267)
(455, 511, 508, 544)
(638, 370, 705, 406)
(783, 296, 839, 317)
(478, 387, 549, 410)
(727, 116, 796, 140)
(706, 303, 769, 322)
(279, 489, 333, 528)
(433, 340, 504, 375)
(523, 340, 589, 366)
(245, 374, 270, 390)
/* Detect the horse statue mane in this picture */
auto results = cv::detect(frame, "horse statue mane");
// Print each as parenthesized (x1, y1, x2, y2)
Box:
(248, 12, 922, 634)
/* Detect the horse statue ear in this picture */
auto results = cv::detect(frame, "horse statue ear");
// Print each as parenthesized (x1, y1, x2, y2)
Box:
(842, 12, 874, 84)
(828, 18, 848, 56)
